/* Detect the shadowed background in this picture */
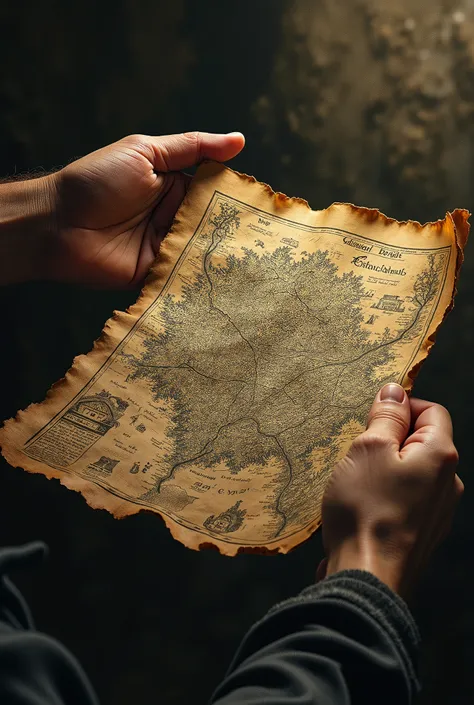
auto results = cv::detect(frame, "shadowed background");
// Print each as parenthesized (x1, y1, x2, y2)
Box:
(1, 1, 474, 703)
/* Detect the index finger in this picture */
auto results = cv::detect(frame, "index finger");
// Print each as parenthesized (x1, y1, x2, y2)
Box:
(401, 397, 454, 456)
(409, 397, 454, 437)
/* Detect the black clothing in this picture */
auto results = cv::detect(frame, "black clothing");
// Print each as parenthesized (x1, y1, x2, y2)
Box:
(0, 543, 420, 704)
(210, 570, 420, 705)
(0, 543, 98, 705)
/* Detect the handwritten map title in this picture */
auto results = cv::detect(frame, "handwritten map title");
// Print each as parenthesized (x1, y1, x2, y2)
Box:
(351, 255, 406, 276)
(343, 237, 403, 260)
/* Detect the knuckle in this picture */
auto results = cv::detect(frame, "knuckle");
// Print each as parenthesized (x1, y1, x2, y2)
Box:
(121, 134, 153, 161)
(183, 130, 200, 142)
(123, 133, 145, 144)
(436, 441, 459, 467)
(369, 407, 407, 430)
(445, 445, 459, 465)
(183, 131, 202, 158)
(455, 476, 465, 498)
(182, 131, 202, 152)
(433, 401, 450, 417)
(351, 432, 393, 453)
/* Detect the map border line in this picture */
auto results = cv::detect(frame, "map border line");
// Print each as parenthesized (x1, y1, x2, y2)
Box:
(217, 191, 452, 252)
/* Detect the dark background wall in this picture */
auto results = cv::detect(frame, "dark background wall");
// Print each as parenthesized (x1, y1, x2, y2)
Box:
(1, 1, 474, 703)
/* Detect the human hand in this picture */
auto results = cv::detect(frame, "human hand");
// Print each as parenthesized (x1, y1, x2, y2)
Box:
(319, 383, 463, 598)
(41, 131, 244, 287)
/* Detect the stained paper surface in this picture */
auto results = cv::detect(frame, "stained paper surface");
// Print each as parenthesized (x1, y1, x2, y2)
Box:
(0, 163, 469, 554)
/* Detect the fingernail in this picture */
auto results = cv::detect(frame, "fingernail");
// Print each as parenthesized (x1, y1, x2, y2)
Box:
(380, 383, 405, 403)
(226, 131, 244, 138)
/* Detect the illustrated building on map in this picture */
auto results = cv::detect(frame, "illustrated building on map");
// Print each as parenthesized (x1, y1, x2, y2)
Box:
(372, 294, 405, 313)
(88, 456, 119, 475)
(203, 500, 247, 534)
(280, 237, 299, 248)
(63, 391, 128, 436)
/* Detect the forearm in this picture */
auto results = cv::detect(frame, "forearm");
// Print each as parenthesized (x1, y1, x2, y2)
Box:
(210, 571, 420, 705)
(0, 176, 55, 286)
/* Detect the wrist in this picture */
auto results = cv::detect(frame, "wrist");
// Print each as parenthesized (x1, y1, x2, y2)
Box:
(325, 534, 405, 595)
(0, 174, 58, 285)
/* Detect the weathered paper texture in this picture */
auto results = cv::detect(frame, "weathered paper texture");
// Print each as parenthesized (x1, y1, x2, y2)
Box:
(0, 163, 469, 554)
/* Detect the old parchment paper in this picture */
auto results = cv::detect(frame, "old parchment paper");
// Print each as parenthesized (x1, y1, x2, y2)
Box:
(0, 163, 469, 554)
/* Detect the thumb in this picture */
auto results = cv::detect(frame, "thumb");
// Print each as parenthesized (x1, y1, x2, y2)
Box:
(365, 383, 411, 448)
(144, 131, 245, 172)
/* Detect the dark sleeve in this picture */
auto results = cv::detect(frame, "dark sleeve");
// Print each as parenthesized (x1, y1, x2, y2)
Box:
(0, 542, 99, 705)
(210, 570, 420, 705)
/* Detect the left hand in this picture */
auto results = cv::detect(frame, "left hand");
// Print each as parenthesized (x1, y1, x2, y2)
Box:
(43, 131, 245, 287)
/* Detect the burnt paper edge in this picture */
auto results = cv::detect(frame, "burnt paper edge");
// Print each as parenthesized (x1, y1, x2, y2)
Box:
(0, 163, 470, 556)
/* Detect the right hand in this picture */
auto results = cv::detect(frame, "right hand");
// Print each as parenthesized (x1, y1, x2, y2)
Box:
(320, 383, 463, 598)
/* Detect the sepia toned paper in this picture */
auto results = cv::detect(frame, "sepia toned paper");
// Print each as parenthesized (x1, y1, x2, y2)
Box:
(0, 162, 469, 554)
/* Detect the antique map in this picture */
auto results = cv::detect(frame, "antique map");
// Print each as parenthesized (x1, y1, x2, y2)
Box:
(0, 163, 469, 554)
